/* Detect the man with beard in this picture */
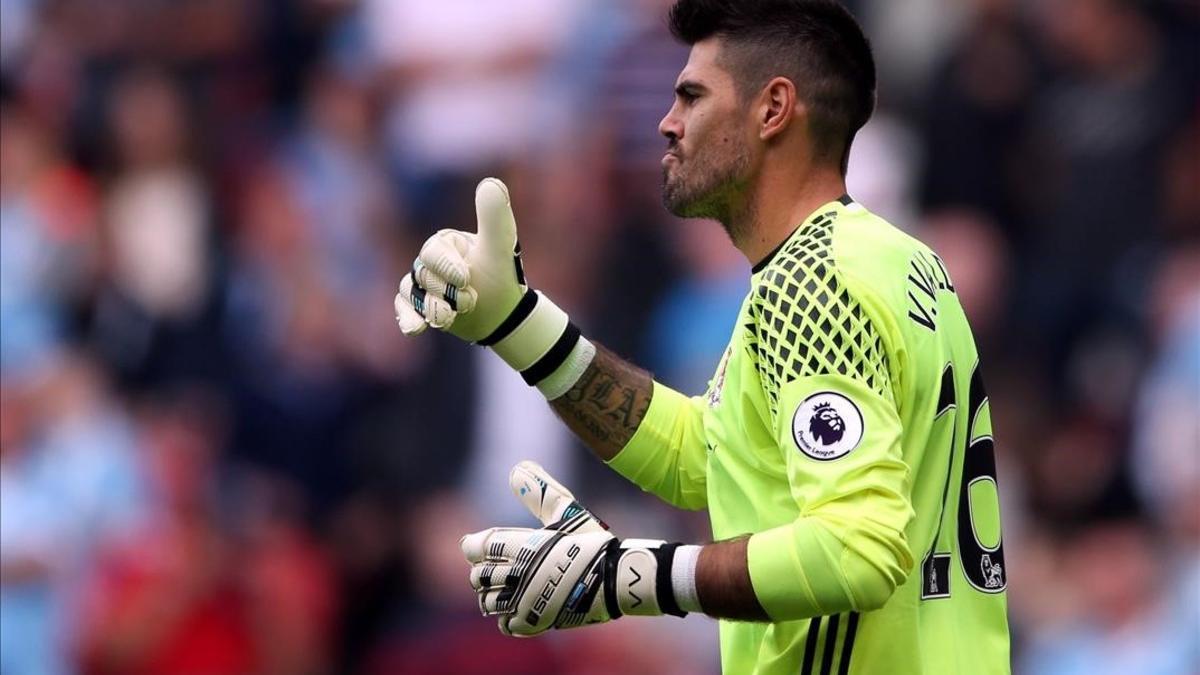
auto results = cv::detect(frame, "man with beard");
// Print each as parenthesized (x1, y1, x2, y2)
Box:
(393, 1, 1012, 673)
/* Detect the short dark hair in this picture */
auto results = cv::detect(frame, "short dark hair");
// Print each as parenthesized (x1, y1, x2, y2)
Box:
(668, 0, 876, 173)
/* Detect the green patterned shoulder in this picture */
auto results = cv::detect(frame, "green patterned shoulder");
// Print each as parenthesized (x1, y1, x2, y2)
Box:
(745, 209, 893, 420)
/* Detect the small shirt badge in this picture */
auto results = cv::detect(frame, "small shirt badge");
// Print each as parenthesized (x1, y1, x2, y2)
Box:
(791, 391, 865, 461)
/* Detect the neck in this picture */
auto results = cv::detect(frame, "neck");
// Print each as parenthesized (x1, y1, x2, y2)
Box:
(727, 164, 847, 269)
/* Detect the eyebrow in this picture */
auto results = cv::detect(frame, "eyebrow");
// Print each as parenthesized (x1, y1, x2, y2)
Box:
(674, 80, 707, 96)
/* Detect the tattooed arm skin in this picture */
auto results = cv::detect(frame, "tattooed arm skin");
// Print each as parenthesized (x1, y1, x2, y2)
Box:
(548, 344, 771, 620)
(549, 343, 653, 462)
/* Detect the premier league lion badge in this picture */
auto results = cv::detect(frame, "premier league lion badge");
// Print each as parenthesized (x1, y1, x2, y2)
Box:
(791, 391, 864, 461)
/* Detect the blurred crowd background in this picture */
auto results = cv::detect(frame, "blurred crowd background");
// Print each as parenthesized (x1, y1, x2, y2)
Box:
(0, 0, 1196, 673)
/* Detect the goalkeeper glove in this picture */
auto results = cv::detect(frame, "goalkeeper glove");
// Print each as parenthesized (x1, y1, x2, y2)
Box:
(460, 461, 702, 636)
(393, 178, 595, 399)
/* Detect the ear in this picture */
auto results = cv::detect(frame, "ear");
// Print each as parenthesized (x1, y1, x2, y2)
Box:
(758, 77, 797, 142)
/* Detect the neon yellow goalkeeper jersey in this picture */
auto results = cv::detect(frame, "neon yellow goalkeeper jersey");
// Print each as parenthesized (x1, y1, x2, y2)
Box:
(610, 196, 1011, 674)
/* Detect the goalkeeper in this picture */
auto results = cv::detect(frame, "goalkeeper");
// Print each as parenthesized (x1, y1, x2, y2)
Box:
(394, 1, 1011, 673)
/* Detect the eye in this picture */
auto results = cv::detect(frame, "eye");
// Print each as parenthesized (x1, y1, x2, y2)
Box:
(674, 84, 702, 105)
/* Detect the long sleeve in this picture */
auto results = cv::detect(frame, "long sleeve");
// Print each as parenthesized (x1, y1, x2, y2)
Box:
(746, 372, 914, 619)
(606, 381, 709, 510)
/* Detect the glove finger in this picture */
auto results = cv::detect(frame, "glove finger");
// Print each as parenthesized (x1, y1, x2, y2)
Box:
(397, 271, 456, 330)
(460, 527, 533, 564)
(413, 260, 478, 314)
(498, 613, 547, 637)
(395, 297, 428, 336)
(418, 231, 472, 288)
(394, 277, 428, 336)
(510, 461, 606, 532)
(475, 178, 518, 258)
(501, 610, 547, 637)
(480, 585, 522, 616)
(469, 562, 518, 592)
(478, 588, 499, 615)
(408, 273, 457, 329)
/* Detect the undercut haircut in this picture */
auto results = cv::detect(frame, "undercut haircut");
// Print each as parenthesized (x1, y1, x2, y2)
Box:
(668, 0, 876, 174)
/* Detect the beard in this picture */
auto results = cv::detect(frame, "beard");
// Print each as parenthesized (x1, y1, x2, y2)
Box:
(660, 139, 751, 233)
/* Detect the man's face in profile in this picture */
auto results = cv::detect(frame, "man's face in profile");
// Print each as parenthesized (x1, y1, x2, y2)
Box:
(659, 39, 753, 223)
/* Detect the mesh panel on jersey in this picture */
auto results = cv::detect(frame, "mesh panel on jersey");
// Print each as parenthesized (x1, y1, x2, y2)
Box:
(744, 211, 892, 420)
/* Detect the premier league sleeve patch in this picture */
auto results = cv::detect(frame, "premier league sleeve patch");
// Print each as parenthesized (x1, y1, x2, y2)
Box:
(791, 391, 865, 461)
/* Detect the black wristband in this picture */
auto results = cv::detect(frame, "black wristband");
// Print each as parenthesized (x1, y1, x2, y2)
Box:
(520, 322, 581, 386)
(654, 543, 687, 617)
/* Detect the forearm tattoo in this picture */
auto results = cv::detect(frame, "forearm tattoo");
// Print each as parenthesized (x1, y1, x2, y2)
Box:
(550, 344, 653, 461)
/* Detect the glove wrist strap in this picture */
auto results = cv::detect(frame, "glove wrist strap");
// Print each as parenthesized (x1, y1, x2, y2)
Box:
(486, 290, 594, 400)
(654, 543, 687, 617)
(604, 540, 690, 618)
(477, 289, 539, 347)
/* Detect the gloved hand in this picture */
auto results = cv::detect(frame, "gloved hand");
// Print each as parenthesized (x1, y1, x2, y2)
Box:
(394, 179, 594, 399)
(460, 461, 693, 636)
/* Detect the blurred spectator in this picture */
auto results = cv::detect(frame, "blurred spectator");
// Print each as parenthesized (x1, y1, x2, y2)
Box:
(1019, 520, 1199, 675)
(0, 100, 99, 374)
(221, 159, 358, 514)
(89, 66, 226, 390)
(77, 394, 335, 675)
(1021, 0, 1187, 363)
(1130, 248, 1200, 668)
(279, 65, 404, 378)
(217, 62, 412, 509)
(362, 0, 590, 227)
(1, 352, 146, 675)
(1, 377, 70, 675)
(919, 0, 1039, 238)
(1132, 247, 1200, 537)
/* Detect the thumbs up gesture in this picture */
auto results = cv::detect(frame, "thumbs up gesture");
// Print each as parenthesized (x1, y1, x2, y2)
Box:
(394, 178, 594, 399)
(395, 178, 522, 341)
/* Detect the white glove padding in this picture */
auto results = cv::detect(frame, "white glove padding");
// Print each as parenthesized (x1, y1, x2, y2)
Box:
(460, 461, 688, 637)
(393, 178, 595, 399)
(393, 180, 514, 337)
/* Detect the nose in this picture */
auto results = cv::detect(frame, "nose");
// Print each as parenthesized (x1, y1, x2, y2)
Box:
(659, 104, 682, 144)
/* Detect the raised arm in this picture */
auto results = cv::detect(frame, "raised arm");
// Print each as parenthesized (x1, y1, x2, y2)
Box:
(394, 178, 707, 508)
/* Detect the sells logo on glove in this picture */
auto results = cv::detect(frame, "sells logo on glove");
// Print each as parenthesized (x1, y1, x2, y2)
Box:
(528, 543, 581, 625)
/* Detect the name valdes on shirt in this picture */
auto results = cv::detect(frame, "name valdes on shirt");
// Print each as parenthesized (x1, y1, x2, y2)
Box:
(906, 250, 956, 332)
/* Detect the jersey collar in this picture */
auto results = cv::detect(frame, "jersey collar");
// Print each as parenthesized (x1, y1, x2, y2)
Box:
(750, 194, 854, 275)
